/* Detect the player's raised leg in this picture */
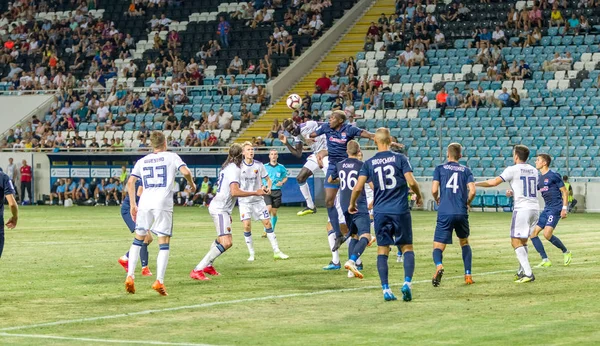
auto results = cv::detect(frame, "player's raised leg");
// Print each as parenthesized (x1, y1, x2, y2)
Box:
(296, 168, 317, 216)
(191, 214, 230, 280)
(323, 222, 341, 270)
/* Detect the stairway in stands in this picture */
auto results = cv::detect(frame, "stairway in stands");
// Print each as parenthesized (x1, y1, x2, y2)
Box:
(235, 0, 396, 143)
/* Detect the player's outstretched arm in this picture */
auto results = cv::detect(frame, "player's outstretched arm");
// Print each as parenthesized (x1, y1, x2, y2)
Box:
(349, 176, 368, 214)
(230, 182, 265, 197)
(5, 194, 18, 229)
(475, 177, 503, 187)
(359, 130, 375, 140)
(280, 134, 304, 158)
(405, 172, 423, 207)
(180, 166, 196, 193)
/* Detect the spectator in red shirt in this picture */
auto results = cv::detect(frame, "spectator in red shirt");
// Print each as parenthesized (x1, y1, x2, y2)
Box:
(366, 22, 380, 42)
(19, 160, 32, 204)
(314, 72, 331, 93)
(207, 132, 218, 146)
(369, 74, 383, 89)
(436, 87, 449, 115)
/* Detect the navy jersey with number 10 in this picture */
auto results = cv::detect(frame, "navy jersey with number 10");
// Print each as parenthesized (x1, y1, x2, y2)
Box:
(433, 162, 474, 216)
(331, 158, 368, 214)
(360, 151, 412, 214)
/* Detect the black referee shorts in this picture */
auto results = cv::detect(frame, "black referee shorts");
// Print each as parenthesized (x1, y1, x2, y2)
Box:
(264, 189, 282, 208)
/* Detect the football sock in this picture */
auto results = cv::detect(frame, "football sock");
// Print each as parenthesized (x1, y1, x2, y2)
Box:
(140, 243, 149, 268)
(356, 257, 362, 266)
(0, 230, 4, 258)
(124, 251, 129, 259)
(265, 228, 280, 252)
(549, 235, 568, 253)
(270, 215, 278, 231)
(515, 246, 532, 276)
(432, 248, 443, 266)
(403, 251, 415, 283)
(156, 243, 169, 284)
(299, 183, 315, 209)
(350, 238, 369, 262)
(377, 254, 389, 287)
(327, 206, 342, 237)
(127, 238, 143, 277)
(327, 230, 339, 264)
(348, 238, 357, 260)
(177, 196, 182, 204)
(461, 245, 472, 275)
(195, 240, 226, 271)
(244, 231, 254, 255)
(530, 236, 548, 259)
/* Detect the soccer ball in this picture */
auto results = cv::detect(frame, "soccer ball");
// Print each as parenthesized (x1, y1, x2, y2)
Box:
(286, 94, 302, 110)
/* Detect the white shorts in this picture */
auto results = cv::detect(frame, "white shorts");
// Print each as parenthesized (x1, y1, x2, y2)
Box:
(135, 209, 173, 237)
(304, 154, 329, 175)
(239, 201, 270, 221)
(211, 212, 233, 237)
(510, 209, 539, 239)
(180, 191, 191, 198)
(327, 191, 346, 225)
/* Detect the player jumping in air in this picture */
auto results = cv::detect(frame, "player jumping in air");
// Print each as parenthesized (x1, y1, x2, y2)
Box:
(126, 131, 195, 295)
(328, 140, 372, 279)
(350, 128, 423, 301)
(280, 118, 328, 216)
(190, 143, 266, 281)
(239, 142, 288, 261)
(476, 145, 539, 283)
(431, 143, 476, 287)
(311, 110, 375, 252)
(530, 154, 572, 268)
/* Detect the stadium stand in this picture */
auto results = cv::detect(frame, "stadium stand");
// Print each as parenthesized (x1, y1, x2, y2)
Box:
(241, 0, 600, 178)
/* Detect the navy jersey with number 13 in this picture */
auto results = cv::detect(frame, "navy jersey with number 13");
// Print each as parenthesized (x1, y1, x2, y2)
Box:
(360, 151, 413, 214)
(433, 162, 474, 215)
(332, 158, 368, 214)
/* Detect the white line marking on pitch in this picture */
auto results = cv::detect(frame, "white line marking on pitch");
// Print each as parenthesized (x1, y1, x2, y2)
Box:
(0, 261, 595, 333)
(0, 332, 219, 346)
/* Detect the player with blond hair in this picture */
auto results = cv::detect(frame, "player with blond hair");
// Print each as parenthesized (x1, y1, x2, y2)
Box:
(125, 131, 195, 295)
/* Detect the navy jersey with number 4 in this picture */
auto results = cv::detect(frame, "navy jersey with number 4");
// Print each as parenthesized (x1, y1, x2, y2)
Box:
(538, 170, 564, 213)
(433, 162, 474, 216)
(360, 151, 412, 214)
(315, 123, 363, 164)
(331, 158, 368, 214)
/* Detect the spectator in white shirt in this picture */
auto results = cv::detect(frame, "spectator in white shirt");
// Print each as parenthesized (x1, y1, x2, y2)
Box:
(148, 79, 162, 96)
(492, 26, 506, 46)
(96, 101, 110, 122)
(432, 29, 446, 49)
(218, 108, 233, 130)
(206, 110, 219, 130)
(398, 48, 414, 66)
(242, 81, 259, 103)
(59, 102, 73, 116)
(416, 89, 429, 107)
(227, 56, 244, 75)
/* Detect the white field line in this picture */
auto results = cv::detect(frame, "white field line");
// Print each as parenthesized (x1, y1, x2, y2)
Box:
(0, 332, 219, 346)
(0, 266, 548, 332)
(0, 261, 595, 334)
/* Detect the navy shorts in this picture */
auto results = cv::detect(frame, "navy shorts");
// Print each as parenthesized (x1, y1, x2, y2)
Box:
(324, 165, 339, 189)
(373, 212, 413, 247)
(121, 205, 135, 233)
(434, 214, 470, 244)
(344, 211, 371, 237)
(537, 209, 561, 229)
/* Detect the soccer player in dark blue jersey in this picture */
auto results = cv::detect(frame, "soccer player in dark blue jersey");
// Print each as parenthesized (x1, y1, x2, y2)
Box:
(431, 143, 476, 287)
(350, 128, 423, 302)
(328, 140, 372, 279)
(530, 154, 572, 268)
(118, 179, 153, 276)
(0, 172, 18, 259)
(311, 110, 374, 251)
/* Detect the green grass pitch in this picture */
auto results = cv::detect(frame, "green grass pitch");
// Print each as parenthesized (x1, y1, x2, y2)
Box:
(1, 206, 599, 345)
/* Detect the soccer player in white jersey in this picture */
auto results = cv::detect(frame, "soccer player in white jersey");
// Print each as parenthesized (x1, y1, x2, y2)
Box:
(239, 142, 289, 261)
(280, 118, 328, 216)
(125, 132, 196, 295)
(190, 143, 266, 281)
(476, 145, 539, 283)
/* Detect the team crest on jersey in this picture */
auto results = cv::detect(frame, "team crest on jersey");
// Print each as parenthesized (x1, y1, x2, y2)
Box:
(544, 178, 549, 185)
(341, 132, 347, 138)
(241, 214, 245, 218)
(254, 169, 258, 174)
